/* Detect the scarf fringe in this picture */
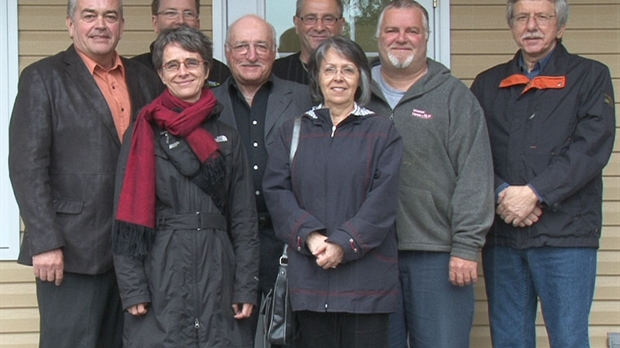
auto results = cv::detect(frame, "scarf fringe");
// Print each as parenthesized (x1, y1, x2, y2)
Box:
(112, 221, 156, 258)
(192, 154, 227, 213)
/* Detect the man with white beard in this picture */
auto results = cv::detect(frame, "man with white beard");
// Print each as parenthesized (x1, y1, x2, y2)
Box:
(367, 1, 495, 347)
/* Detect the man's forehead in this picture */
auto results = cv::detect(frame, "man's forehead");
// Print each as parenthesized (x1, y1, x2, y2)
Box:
(300, 0, 340, 15)
(159, 0, 197, 11)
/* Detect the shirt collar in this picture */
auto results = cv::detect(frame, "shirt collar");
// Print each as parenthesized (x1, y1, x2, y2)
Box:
(519, 47, 555, 79)
(76, 50, 124, 75)
(306, 103, 375, 119)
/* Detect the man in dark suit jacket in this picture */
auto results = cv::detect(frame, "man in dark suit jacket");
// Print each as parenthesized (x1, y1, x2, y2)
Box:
(212, 14, 312, 346)
(133, 0, 230, 87)
(8, 0, 162, 346)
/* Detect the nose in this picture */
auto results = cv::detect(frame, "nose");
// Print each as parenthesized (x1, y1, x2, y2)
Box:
(314, 18, 326, 31)
(525, 16, 538, 30)
(246, 45, 259, 60)
(94, 15, 106, 28)
(396, 30, 407, 43)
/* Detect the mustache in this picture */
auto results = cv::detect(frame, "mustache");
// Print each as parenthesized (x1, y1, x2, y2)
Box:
(522, 33, 544, 39)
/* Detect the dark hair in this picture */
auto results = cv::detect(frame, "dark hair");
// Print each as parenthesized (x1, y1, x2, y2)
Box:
(152, 26, 212, 72)
(296, 0, 344, 17)
(308, 35, 371, 106)
(151, 0, 200, 16)
(376, 0, 429, 39)
(68, 0, 124, 19)
(506, 0, 568, 29)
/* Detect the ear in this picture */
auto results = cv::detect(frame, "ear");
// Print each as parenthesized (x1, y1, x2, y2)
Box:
(66, 16, 75, 38)
(152, 15, 159, 34)
(158, 70, 167, 85)
(293, 15, 301, 35)
(556, 24, 566, 40)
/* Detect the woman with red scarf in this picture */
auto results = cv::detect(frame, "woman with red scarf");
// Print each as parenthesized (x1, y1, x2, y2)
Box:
(112, 26, 259, 347)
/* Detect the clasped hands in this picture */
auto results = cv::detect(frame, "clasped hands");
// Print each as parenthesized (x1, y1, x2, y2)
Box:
(306, 231, 344, 270)
(496, 185, 543, 227)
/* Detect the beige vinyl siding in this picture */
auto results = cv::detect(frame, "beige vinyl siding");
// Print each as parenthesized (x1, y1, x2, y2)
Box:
(451, 1, 620, 347)
(2, 1, 619, 347)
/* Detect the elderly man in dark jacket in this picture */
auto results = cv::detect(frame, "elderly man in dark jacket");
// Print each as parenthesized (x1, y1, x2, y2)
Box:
(471, 0, 616, 347)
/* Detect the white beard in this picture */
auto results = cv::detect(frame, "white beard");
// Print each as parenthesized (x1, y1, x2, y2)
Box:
(387, 51, 415, 69)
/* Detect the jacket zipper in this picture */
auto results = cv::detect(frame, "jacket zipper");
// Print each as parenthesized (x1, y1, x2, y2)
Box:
(331, 125, 336, 137)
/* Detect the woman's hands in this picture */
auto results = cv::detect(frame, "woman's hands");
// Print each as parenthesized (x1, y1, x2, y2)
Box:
(127, 303, 149, 316)
(307, 231, 344, 269)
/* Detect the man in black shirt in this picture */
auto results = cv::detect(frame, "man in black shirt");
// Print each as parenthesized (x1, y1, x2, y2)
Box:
(133, 0, 230, 87)
(212, 14, 313, 346)
(272, 0, 345, 84)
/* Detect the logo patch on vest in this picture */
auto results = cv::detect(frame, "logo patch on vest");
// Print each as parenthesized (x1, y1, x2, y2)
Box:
(411, 108, 432, 119)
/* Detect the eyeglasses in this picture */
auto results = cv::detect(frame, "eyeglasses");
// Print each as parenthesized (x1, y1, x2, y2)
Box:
(157, 10, 198, 20)
(227, 42, 273, 55)
(298, 15, 341, 26)
(322, 66, 358, 78)
(512, 13, 556, 26)
(162, 58, 205, 72)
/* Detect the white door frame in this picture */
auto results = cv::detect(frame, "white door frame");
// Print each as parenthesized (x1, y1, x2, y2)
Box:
(1, 0, 21, 260)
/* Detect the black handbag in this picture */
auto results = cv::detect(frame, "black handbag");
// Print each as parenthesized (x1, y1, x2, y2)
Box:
(262, 246, 297, 345)
(261, 117, 302, 346)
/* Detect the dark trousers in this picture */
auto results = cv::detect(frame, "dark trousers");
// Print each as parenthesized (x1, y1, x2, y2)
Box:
(295, 311, 389, 348)
(36, 269, 123, 348)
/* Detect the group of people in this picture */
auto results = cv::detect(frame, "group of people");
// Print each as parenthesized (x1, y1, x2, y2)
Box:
(7, 0, 615, 348)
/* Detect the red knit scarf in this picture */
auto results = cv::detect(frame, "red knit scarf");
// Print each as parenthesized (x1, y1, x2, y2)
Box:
(114, 88, 218, 256)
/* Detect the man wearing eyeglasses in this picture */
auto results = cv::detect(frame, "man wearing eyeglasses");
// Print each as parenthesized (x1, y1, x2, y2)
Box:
(272, 0, 345, 85)
(133, 0, 231, 87)
(367, 1, 495, 347)
(212, 14, 313, 347)
(8, 0, 162, 346)
(470, 0, 616, 347)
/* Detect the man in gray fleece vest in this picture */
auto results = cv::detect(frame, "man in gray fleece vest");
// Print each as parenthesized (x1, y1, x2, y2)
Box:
(367, 1, 495, 347)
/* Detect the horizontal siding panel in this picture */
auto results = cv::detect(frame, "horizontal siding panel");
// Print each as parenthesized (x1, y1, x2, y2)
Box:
(602, 226, 620, 251)
(0, 308, 39, 334)
(0, 333, 38, 348)
(0, 283, 37, 309)
(605, 153, 620, 176)
(0, 263, 33, 284)
(604, 176, 620, 201)
(452, 30, 620, 55)
(452, 4, 620, 30)
(599, 250, 620, 276)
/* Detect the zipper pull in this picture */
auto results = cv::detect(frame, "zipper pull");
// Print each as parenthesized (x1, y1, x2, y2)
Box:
(331, 125, 336, 137)
(194, 318, 200, 329)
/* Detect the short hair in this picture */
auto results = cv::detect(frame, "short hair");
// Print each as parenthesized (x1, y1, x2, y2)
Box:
(152, 26, 212, 72)
(375, 0, 430, 39)
(308, 35, 371, 106)
(506, 0, 569, 30)
(68, 0, 124, 19)
(151, 0, 201, 16)
(295, 0, 344, 17)
(225, 14, 277, 48)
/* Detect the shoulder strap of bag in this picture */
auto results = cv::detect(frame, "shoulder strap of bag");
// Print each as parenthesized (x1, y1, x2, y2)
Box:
(289, 116, 301, 163)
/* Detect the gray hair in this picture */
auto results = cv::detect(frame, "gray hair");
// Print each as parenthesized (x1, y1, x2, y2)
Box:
(225, 14, 277, 49)
(68, 0, 124, 19)
(152, 26, 213, 72)
(295, 0, 344, 17)
(375, 0, 430, 39)
(308, 35, 371, 106)
(151, 0, 200, 16)
(506, 0, 569, 30)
